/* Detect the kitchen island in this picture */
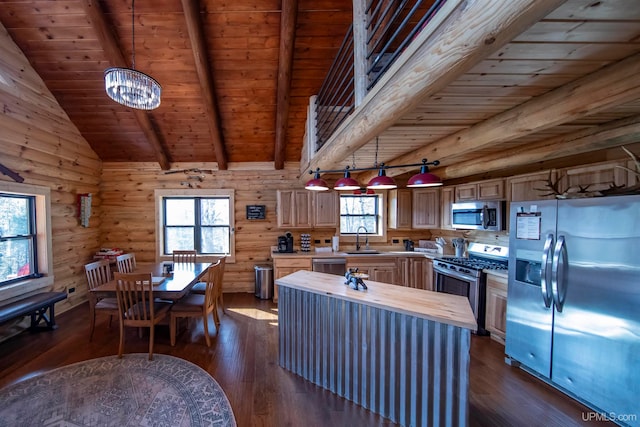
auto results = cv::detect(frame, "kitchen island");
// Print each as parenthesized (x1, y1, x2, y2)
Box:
(276, 270, 477, 427)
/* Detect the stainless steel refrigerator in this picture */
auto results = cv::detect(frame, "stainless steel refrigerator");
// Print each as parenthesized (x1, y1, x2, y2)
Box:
(506, 195, 640, 426)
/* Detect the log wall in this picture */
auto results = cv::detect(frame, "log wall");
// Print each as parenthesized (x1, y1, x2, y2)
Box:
(0, 22, 102, 320)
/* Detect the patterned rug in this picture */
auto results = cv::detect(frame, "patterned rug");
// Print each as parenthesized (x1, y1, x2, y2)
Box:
(0, 354, 236, 427)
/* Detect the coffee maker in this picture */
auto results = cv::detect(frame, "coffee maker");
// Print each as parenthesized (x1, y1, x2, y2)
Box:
(277, 232, 294, 253)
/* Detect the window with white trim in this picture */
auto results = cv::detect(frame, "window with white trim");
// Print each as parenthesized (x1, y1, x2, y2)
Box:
(156, 189, 235, 260)
(339, 193, 385, 237)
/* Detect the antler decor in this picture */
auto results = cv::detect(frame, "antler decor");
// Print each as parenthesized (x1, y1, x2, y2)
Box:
(535, 146, 640, 199)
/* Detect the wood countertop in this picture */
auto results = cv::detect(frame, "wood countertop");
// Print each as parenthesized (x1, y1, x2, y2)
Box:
(276, 270, 477, 330)
(271, 250, 439, 259)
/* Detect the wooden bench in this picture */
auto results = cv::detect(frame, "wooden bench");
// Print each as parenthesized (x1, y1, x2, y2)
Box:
(0, 292, 67, 331)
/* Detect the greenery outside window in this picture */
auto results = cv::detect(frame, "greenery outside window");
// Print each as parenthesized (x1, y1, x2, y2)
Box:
(339, 194, 385, 239)
(156, 189, 235, 262)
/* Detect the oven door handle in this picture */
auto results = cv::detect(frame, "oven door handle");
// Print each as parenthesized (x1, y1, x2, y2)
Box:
(434, 266, 476, 282)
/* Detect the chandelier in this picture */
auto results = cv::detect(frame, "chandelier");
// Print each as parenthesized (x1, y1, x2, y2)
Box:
(104, 0, 161, 110)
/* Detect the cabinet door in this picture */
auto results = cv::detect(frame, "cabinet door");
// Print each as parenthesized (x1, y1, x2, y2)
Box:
(314, 191, 338, 228)
(478, 179, 504, 200)
(294, 190, 313, 228)
(388, 189, 412, 229)
(408, 257, 433, 290)
(277, 190, 296, 228)
(507, 171, 557, 202)
(274, 258, 312, 302)
(372, 266, 397, 285)
(560, 160, 629, 195)
(485, 275, 508, 344)
(440, 187, 454, 229)
(412, 188, 440, 229)
(455, 184, 477, 201)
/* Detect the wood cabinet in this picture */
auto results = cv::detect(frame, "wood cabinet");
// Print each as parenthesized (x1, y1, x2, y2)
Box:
(507, 170, 558, 202)
(412, 188, 440, 229)
(485, 273, 508, 345)
(388, 189, 413, 229)
(276, 190, 337, 229)
(408, 257, 433, 291)
(313, 191, 338, 228)
(440, 187, 454, 229)
(455, 179, 504, 202)
(273, 257, 312, 302)
(559, 160, 630, 195)
(346, 256, 399, 285)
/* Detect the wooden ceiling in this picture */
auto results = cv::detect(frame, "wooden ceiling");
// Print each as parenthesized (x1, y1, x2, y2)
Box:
(1, 0, 640, 182)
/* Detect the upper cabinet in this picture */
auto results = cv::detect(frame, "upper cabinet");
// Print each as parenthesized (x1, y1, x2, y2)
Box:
(559, 160, 631, 195)
(388, 189, 413, 229)
(276, 190, 337, 229)
(412, 188, 440, 229)
(313, 191, 338, 228)
(455, 179, 504, 202)
(440, 187, 454, 230)
(507, 170, 558, 202)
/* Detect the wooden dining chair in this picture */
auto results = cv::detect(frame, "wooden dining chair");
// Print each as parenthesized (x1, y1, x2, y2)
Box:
(172, 249, 197, 263)
(169, 261, 223, 347)
(84, 259, 119, 341)
(116, 253, 136, 273)
(113, 272, 172, 360)
(190, 256, 226, 317)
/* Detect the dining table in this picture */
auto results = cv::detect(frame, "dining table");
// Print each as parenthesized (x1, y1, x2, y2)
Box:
(91, 262, 211, 301)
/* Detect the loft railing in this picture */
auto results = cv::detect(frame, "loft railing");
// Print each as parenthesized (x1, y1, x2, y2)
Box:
(314, 25, 355, 148)
(313, 0, 448, 152)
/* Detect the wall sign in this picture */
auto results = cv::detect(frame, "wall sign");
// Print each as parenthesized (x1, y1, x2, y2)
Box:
(246, 204, 266, 220)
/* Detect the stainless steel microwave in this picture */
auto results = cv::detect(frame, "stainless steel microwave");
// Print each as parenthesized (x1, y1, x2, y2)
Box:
(451, 201, 505, 231)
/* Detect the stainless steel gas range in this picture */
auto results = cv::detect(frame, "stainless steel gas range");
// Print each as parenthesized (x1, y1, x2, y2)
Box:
(433, 243, 508, 335)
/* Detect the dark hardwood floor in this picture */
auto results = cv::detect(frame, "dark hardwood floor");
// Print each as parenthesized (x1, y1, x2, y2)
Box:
(0, 293, 611, 427)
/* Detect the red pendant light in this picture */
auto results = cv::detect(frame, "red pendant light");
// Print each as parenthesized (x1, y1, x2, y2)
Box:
(407, 160, 443, 188)
(366, 164, 397, 190)
(334, 167, 360, 191)
(305, 169, 329, 191)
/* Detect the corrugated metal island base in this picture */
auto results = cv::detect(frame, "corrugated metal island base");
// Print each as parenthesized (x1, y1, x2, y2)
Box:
(276, 270, 477, 427)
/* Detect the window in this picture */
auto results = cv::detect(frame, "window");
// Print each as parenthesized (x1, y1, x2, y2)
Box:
(339, 194, 384, 236)
(156, 189, 235, 261)
(0, 182, 53, 297)
(0, 194, 38, 286)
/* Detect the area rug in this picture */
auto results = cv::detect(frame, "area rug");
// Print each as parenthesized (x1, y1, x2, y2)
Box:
(0, 354, 236, 427)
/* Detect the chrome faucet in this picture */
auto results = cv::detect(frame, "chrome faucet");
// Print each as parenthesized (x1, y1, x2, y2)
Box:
(356, 226, 369, 251)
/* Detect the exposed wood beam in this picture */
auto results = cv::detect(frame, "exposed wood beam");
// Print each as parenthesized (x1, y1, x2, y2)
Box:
(181, 0, 227, 170)
(82, 0, 170, 170)
(274, 0, 299, 170)
(367, 52, 640, 182)
(302, 0, 566, 181)
(439, 115, 640, 180)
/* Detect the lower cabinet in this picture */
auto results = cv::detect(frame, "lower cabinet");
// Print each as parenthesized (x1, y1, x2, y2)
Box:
(408, 257, 433, 291)
(273, 257, 312, 302)
(485, 273, 508, 344)
(347, 257, 400, 285)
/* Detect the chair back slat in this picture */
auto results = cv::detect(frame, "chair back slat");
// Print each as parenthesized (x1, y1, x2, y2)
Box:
(84, 259, 112, 290)
(116, 253, 136, 273)
(114, 272, 154, 324)
(172, 250, 197, 263)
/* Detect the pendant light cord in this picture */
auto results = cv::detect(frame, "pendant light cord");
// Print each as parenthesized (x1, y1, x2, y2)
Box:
(131, 0, 136, 69)
(374, 136, 379, 168)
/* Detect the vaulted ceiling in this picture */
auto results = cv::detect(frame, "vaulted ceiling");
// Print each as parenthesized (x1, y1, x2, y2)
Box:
(1, 0, 640, 183)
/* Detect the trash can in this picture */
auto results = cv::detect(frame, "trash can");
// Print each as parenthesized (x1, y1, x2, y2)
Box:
(254, 264, 274, 300)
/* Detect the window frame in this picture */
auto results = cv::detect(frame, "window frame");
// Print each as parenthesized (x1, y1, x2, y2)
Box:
(0, 193, 38, 286)
(338, 192, 387, 243)
(0, 182, 54, 301)
(155, 189, 235, 263)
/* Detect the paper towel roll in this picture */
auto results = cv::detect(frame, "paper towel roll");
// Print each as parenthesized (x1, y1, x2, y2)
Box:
(332, 235, 340, 252)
